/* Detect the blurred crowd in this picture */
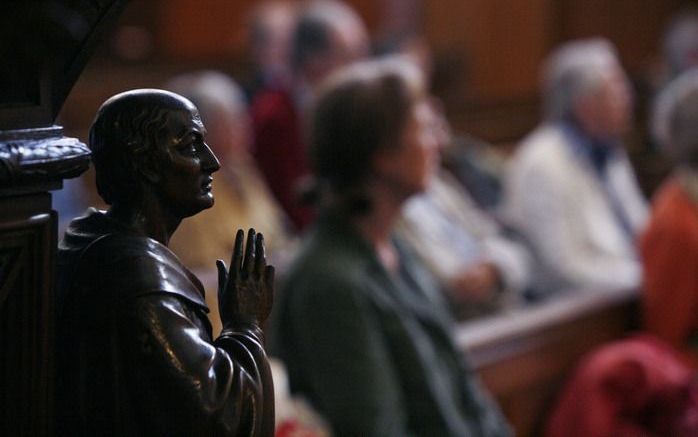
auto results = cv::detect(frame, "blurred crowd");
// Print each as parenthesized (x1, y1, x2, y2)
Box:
(55, 1, 698, 436)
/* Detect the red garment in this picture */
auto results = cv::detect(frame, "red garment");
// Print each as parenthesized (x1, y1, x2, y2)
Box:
(250, 87, 314, 231)
(641, 178, 698, 367)
(545, 335, 698, 437)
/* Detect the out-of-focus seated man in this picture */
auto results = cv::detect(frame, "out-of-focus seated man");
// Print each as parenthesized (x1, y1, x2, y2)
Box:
(166, 73, 295, 270)
(396, 106, 533, 319)
(642, 69, 698, 367)
(244, 0, 298, 99)
(250, 0, 369, 232)
(503, 39, 648, 294)
(55, 89, 275, 435)
(165, 72, 296, 331)
(661, 9, 698, 85)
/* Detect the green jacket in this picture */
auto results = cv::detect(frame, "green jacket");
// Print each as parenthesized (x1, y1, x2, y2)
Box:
(272, 212, 511, 436)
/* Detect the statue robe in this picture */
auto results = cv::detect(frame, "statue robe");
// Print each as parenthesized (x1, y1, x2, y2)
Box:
(55, 208, 274, 436)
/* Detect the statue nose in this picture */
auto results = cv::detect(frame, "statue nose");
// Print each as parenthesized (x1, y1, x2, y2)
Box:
(201, 142, 221, 172)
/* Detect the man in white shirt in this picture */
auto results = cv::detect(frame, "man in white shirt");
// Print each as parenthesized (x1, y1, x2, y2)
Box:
(399, 170, 533, 317)
(503, 38, 648, 294)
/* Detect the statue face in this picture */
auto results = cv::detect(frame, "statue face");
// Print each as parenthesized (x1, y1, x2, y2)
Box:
(153, 105, 221, 218)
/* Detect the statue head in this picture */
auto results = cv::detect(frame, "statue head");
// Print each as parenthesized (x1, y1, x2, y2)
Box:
(89, 89, 221, 218)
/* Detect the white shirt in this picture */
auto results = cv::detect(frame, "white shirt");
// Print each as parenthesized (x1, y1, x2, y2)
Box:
(398, 171, 532, 296)
(502, 122, 648, 293)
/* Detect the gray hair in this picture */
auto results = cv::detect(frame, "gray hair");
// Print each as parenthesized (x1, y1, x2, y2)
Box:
(164, 71, 247, 124)
(290, 0, 366, 72)
(652, 69, 698, 169)
(663, 10, 698, 78)
(542, 38, 622, 120)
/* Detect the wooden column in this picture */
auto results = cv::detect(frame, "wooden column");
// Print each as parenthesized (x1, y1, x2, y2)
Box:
(0, 2, 128, 434)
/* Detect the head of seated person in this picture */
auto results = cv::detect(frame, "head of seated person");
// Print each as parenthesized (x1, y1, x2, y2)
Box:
(308, 55, 439, 220)
(163, 72, 295, 276)
(542, 38, 633, 143)
(290, 0, 369, 91)
(653, 68, 698, 173)
(273, 56, 511, 437)
(165, 71, 252, 168)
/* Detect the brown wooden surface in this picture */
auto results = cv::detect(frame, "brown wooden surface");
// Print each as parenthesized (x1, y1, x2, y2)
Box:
(61, 0, 691, 146)
(423, 0, 686, 142)
(0, 193, 56, 436)
(457, 289, 639, 437)
(0, 2, 128, 434)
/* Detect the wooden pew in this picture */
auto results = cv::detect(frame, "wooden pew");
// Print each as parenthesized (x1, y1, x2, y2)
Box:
(456, 288, 639, 437)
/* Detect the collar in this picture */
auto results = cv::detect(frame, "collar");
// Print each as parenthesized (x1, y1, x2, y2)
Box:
(560, 120, 622, 174)
(314, 209, 382, 265)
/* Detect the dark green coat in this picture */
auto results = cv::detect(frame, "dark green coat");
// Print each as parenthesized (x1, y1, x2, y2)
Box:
(272, 212, 511, 437)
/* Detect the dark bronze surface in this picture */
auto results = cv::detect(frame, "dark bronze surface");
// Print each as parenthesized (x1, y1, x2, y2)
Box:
(55, 89, 275, 435)
(0, 126, 90, 189)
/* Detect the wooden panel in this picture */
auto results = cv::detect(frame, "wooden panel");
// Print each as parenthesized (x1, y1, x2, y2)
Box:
(423, 0, 689, 143)
(556, 0, 684, 71)
(154, 0, 381, 61)
(0, 2, 129, 435)
(156, 0, 259, 60)
(425, 0, 553, 103)
(0, 195, 55, 436)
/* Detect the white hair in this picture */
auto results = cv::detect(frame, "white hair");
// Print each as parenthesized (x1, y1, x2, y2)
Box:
(663, 10, 698, 77)
(164, 71, 247, 124)
(653, 68, 698, 168)
(542, 38, 622, 120)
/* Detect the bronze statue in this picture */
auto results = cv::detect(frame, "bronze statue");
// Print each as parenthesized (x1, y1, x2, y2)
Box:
(55, 89, 275, 436)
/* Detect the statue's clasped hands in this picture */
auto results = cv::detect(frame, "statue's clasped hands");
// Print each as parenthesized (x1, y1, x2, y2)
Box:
(216, 229, 275, 327)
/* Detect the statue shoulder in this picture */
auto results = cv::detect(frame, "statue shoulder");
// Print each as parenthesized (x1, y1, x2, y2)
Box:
(76, 232, 209, 311)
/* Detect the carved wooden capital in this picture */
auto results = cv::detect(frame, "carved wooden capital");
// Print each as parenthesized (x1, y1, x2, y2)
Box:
(0, 127, 89, 188)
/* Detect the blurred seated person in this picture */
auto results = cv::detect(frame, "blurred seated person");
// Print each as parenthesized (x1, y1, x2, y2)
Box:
(244, 0, 298, 100)
(56, 89, 275, 434)
(546, 335, 698, 437)
(165, 72, 295, 331)
(642, 70, 698, 367)
(166, 71, 295, 270)
(374, 33, 506, 211)
(396, 107, 533, 319)
(250, 0, 369, 231)
(442, 133, 509, 212)
(503, 39, 648, 294)
(272, 57, 511, 436)
(271, 358, 332, 436)
(660, 9, 698, 87)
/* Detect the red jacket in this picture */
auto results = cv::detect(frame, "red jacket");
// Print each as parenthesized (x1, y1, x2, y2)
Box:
(250, 87, 314, 231)
(642, 178, 698, 367)
(546, 335, 698, 437)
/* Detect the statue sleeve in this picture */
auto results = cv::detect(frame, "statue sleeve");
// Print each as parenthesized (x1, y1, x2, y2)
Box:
(120, 293, 273, 436)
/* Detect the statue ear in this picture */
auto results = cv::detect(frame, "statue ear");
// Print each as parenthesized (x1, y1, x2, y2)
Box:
(134, 152, 161, 184)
